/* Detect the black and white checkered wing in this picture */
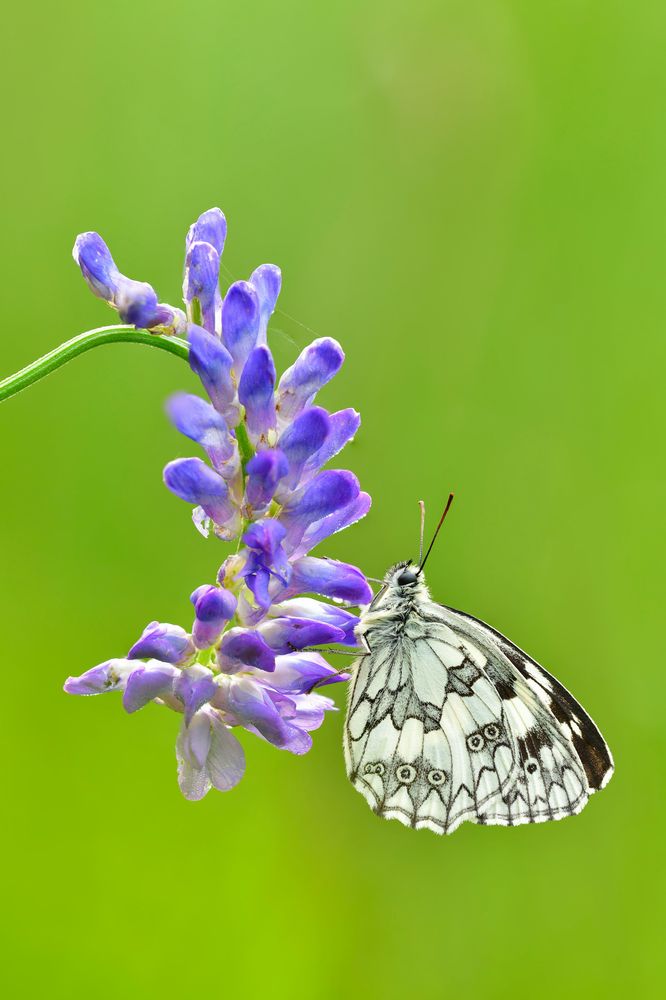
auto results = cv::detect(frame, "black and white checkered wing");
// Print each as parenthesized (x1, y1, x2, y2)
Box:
(440, 605, 614, 811)
(344, 598, 613, 835)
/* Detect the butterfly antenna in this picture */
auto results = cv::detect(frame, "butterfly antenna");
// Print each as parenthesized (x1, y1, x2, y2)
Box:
(417, 493, 455, 575)
(418, 500, 426, 564)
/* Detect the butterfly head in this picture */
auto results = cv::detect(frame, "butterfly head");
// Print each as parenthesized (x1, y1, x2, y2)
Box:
(385, 561, 429, 597)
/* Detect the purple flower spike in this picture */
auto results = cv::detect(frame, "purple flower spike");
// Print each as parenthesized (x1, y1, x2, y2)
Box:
(163, 458, 238, 533)
(190, 584, 237, 648)
(217, 628, 276, 674)
(188, 324, 239, 424)
(221, 280, 260, 374)
(128, 621, 195, 665)
(245, 449, 289, 513)
(174, 666, 218, 725)
(250, 264, 282, 343)
(277, 406, 331, 492)
(238, 346, 277, 443)
(184, 241, 221, 333)
(301, 408, 361, 482)
(279, 470, 360, 554)
(286, 556, 372, 604)
(258, 616, 346, 653)
(68, 206, 372, 801)
(73, 232, 186, 334)
(123, 662, 179, 713)
(276, 338, 344, 425)
(177, 707, 245, 799)
(64, 658, 136, 695)
(186, 207, 227, 256)
(167, 393, 236, 473)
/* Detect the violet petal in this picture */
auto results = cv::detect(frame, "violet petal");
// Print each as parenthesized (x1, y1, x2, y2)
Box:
(122, 662, 179, 713)
(276, 338, 344, 424)
(221, 280, 260, 374)
(128, 622, 195, 665)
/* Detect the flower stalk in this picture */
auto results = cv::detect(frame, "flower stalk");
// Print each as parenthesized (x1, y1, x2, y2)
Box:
(0, 325, 189, 403)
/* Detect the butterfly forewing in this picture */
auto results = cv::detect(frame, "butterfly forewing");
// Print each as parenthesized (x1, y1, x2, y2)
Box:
(344, 571, 613, 834)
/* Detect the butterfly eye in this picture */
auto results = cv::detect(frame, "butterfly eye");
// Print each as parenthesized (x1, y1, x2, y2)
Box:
(396, 763, 417, 784)
(364, 763, 374, 774)
(483, 724, 500, 740)
(427, 769, 447, 787)
(374, 762, 386, 776)
(525, 760, 539, 775)
(396, 569, 418, 586)
(466, 732, 485, 752)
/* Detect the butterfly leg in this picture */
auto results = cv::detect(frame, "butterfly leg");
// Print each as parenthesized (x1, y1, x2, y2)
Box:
(290, 644, 367, 657)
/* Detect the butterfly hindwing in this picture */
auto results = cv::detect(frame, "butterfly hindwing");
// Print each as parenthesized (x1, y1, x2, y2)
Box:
(439, 605, 614, 796)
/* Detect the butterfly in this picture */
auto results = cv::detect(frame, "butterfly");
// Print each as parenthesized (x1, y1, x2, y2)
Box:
(343, 496, 613, 834)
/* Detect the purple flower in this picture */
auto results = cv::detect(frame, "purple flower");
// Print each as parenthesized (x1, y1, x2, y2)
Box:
(283, 556, 372, 604)
(279, 470, 362, 554)
(276, 338, 344, 425)
(238, 519, 291, 610)
(238, 346, 277, 444)
(216, 628, 276, 673)
(176, 707, 245, 800)
(190, 584, 237, 648)
(221, 281, 260, 374)
(301, 408, 361, 483)
(167, 393, 237, 473)
(64, 658, 136, 695)
(257, 616, 346, 653)
(277, 406, 331, 493)
(187, 324, 239, 424)
(174, 666, 219, 725)
(186, 207, 227, 255)
(128, 622, 195, 665)
(214, 676, 328, 755)
(184, 241, 221, 334)
(163, 458, 240, 538)
(73, 232, 186, 334)
(250, 263, 281, 343)
(244, 449, 289, 513)
(68, 206, 372, 801)
(183, 210, 228, 335)
(123, 662, 180, 713)
(268, 598, 359, 646)
(270, 653, 350, 694)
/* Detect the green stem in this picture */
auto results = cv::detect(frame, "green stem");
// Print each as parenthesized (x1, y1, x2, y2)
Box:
(235, 418, 254, 473)
(0, 325, 189, 403)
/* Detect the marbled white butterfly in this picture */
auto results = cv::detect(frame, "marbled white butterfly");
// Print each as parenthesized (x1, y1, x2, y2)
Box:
(344, 497, 613, 834)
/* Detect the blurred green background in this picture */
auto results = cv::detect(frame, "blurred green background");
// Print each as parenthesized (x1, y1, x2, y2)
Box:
(1, 1, 664, 997)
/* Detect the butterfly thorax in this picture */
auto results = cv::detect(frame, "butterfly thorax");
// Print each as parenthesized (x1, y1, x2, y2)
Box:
(356, 563, 432, 642)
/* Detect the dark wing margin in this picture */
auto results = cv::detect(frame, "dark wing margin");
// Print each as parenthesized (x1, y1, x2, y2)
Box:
(442, 605, 614, 792)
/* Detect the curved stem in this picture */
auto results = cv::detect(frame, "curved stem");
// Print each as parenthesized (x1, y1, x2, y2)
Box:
(0, 325, 189, 403)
